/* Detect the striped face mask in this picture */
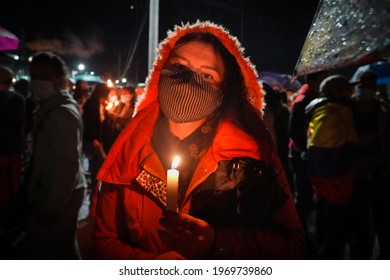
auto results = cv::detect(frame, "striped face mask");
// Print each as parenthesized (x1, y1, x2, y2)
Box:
(158, 69, 223, 123)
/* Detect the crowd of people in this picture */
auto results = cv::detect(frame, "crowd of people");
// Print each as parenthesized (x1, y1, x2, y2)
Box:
(0, 20, 389, 260)
(262, 68, 390, 260)
(0, 52, 144, 259)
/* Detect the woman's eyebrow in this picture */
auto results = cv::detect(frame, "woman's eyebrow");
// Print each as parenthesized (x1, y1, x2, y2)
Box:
(169, 53, 189, 62)
(170, 53, 220, 74)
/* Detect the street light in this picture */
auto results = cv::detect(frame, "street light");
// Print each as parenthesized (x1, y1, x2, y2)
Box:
(78, 63, 85, 71)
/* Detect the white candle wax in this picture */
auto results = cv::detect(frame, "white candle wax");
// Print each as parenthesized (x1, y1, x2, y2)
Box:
(166, 156, 180, 212)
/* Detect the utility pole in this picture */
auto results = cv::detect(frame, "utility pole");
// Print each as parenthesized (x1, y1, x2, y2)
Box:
(148, 0, 159, 71)
(117, 50, 121, 79)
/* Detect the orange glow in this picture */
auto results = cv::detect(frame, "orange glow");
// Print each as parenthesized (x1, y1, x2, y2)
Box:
(105, 102, 114, 110)
(106, 79, 114, 88)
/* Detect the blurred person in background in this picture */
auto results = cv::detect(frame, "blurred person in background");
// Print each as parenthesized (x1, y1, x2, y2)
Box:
(288, 71, 329, 237)
(73, 79, 89, 111)
(134, 82, 145, 107)
(82, 82, 110, 189)
(262, 82, 293, 191)
(0, 66, 25, 225)
(350, 70, 390, 259)
(22, 51, 87, 259)
(305, 75, 356, 259)
(101, 87, 120, 155)
(10, 78, 36, 229)
(285, 88, 297, 109)
(101, 86, 136, 155)
(113, 85, 136, 130)
(13, 78, 35, 143)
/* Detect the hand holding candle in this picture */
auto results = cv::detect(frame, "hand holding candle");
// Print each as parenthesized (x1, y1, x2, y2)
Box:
(166, 156, 180, 212)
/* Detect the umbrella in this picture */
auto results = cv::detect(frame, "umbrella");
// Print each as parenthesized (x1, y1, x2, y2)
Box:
(294, 0, 390, 77)
(0, 26, 19, 51)
(350, 61, 390, 85)
(258, 71, 302, 92)
(74, 73, 102, 83)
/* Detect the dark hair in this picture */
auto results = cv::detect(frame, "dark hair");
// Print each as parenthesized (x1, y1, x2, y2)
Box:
(262, 82, 281, 107)
(357, 70, 377, 84)
(74, 79, 88, 92)
(30, 51, 69, 79)
(319, 75, 352, 102)
(90, 82, 110, 101)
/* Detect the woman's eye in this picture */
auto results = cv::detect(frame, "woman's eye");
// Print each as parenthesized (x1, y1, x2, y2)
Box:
(202, 73, 213, 80)
(172, 63, 185, 71)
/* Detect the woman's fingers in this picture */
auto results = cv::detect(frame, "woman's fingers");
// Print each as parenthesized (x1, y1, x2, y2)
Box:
(158, 212, 215, 259)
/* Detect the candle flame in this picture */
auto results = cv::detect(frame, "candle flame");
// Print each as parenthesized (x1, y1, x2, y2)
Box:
(105, 102, 113, 110)
(172, 156, 180, 169)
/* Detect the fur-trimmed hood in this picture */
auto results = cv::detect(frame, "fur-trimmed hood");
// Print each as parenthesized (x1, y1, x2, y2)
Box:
(96, 21, 266, 184)
(136, 20, 264, 114)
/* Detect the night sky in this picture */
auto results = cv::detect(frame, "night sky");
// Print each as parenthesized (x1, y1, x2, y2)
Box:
(2, 0, 320, 84)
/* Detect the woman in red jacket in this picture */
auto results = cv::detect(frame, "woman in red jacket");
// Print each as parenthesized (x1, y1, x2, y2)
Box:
(92, 21, 305, 260)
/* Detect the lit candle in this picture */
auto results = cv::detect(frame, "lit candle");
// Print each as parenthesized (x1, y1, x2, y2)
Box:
(166, 156, 180, 212)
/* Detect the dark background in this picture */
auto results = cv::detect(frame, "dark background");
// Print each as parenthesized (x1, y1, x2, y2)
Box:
(2, 0, 320, 84)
